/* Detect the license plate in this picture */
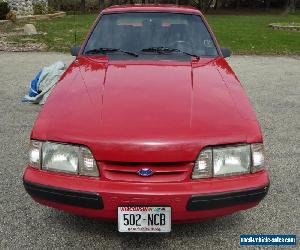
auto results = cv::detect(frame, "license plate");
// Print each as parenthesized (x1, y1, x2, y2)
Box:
(118, 206, 171, 233)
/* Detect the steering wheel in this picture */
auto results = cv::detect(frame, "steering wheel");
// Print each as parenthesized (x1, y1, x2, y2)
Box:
(169, 40, 192, 50)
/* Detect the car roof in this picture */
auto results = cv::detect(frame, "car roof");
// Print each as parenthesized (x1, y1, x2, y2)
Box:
(102, 4, 202, 15)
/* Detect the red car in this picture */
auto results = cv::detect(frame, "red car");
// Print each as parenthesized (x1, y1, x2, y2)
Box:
(23, 5, 269, 233)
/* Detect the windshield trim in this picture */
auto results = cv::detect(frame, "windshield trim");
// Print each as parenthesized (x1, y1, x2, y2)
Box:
(80, 11, 221, 58)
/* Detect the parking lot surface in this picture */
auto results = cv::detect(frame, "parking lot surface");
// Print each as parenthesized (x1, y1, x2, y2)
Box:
(0, 52, 299, 249)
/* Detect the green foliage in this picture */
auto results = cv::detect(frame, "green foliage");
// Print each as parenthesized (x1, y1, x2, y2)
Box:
(48, 0, 100, 12)
(33, 3, 48, 15)
(0, 1, 10, 20)
(47, 6, 56, 14)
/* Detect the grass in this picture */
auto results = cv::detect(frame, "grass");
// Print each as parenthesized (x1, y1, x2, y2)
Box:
(9, 14, 97, 52)
(4, 12, 300, 55)
(207, 14, 300, 55)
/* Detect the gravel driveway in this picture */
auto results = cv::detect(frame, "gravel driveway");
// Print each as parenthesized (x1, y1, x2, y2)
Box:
(0, 52, 299, 249)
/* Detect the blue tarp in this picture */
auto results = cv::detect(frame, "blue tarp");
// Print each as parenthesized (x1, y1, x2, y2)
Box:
(22, 61, 66, 104)
(29, 70, 43, 97)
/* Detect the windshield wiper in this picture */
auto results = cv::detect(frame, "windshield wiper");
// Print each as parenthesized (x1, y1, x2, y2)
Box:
(141, 47, 200, 59)
(141, 47, 167, 54)
(85, 48, 138, 57)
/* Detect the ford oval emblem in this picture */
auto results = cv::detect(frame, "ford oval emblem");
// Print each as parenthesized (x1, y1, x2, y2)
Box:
(137, 168, 153, 177)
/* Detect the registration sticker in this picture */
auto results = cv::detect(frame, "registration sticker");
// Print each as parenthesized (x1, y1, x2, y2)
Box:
(118, 206, 171, 233)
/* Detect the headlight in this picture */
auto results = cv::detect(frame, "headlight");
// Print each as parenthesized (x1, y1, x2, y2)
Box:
(42, 142, 79, 174)
(29, 140, 99, 177)
(192, 143, 265, 179)
(213, 145, 251, 177)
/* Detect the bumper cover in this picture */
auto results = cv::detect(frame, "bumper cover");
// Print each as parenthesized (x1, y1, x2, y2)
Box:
(23, 167, 269, 222)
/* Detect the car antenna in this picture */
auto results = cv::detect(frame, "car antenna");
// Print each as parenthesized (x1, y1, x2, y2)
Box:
(73, 4, 77, 47)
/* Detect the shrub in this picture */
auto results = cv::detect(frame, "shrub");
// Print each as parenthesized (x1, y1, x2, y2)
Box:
(0, 1, 10, 20)
(47, 6, 55, 14)
(6, 10, 17, 22)
(33, 3, 48, 15)
(48, 0, 101, 13)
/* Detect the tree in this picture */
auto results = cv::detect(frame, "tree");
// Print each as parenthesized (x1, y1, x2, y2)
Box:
(80, 0, 86, 12)
(50, 0, 62, 11)
(290, 0, 300, 13)
(264, 0, 272, 11)
(284, 0, 298, 13)
(111, 0, 119, 5)
(99, 0, 105, 11)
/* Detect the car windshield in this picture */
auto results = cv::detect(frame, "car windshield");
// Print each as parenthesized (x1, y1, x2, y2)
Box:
(83, 12, 219, 58)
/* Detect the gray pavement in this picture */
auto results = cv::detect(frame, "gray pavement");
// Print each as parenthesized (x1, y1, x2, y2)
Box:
(0, 52, 299, 249)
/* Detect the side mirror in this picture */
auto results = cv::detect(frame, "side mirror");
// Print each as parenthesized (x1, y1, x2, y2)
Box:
(71, 46, 81, 57)
(221, 47, 232, 58)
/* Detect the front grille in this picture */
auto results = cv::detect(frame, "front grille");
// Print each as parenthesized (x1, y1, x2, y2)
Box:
(99, 162, 193, 182)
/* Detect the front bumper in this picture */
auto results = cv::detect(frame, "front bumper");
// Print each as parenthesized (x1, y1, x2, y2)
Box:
(23, 166, 269, 223)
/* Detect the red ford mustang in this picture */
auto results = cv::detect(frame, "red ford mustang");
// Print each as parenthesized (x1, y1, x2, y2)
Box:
(23, 5, 269, 233)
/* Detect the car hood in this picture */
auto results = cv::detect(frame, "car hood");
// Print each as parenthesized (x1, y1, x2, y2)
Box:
(32, 56, 261, 162)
